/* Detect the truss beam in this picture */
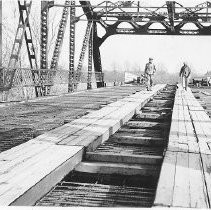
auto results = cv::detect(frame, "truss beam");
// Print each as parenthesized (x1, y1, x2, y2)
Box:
(40, 1, 50, 69)
(77, 1, 211, 39)
(0, 0, 2, 88)
(76, 21, 93, 84)
(0, 0, 2, 68)
(68, 0, 76, 92)
(87, 24, 93, 89)
(51, 0, 70, 70)
(166, 1, 175, 32)
(8, 1, 37, 68)
(92, 22, 104, 87)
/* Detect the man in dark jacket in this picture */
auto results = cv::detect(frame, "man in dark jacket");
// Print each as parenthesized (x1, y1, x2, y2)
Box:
(144, 58, 156, 91)
(180, 62, 191, 90)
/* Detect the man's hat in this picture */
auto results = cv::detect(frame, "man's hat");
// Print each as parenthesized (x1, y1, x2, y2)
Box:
(149, 57, 153, 60)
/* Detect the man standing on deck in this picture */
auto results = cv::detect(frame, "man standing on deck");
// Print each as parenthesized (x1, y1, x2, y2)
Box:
(144, 58, 156, 91)
(179, 62, 191, 91)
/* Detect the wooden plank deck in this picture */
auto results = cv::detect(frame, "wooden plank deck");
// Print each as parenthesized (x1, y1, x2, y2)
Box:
(0, 85, 146, 153)
(154, 85, 211, 208)
(0, 84, 165, 206)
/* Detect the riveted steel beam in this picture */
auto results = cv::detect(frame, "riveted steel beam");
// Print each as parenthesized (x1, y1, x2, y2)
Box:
(51, 0, 70, 70)
(166, 1, 175, 32)
(87, 24, 93, 89)
(40, 1, 50, 69)
(68, 0, 76, 92)
(0, 0, 2, 68)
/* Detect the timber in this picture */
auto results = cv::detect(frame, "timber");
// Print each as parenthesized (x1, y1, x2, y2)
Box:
(0, 84, 165, 206)
(74, 161, 160, 177)
(154, 85, 211, 208)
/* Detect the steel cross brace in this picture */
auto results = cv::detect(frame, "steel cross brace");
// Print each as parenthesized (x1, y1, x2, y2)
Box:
(50, 0, 71, 70)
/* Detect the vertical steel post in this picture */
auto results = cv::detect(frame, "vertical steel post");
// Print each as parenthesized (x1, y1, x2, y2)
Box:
(166, 1, 175, 33)
(206, 2, 208, 21)
(75, 21, 93, 84)
(87, 23, 93, 89)
(0, 0, 2, 87)
(0, 0, 2, 67)
(51, 0, 70, 70)
(92, 22, 103, 88)
(68, 1, 75, 92)
(40, 1, 49, 69)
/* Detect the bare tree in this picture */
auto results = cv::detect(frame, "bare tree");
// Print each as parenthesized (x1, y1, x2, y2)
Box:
(30, 8, 61, 65)
(2, 1, 62, 68)
(123, 61, 131, 72)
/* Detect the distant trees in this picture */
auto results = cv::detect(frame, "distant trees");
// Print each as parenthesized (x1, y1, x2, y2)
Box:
(104, 61, 184, 84)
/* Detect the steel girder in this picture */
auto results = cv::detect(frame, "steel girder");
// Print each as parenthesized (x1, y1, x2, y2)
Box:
(80, 1, 104, 87)
(78, 1, 211, 87)
(87, 24, 93, 89)
(40, 1, 50, 69)
(92, 22, 104, 88)
(0, 0, 2, 68)
(76, 21, 93, 83)
(166, 1, 175, 33)
(68, 1, 76, 92)
(79, 1, 211, 45)
(0, 0, 2, 88)
(51, 0, 71, 70)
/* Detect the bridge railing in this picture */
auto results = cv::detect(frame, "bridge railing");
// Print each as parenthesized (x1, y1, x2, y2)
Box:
(0, 68, 104, 91)
(0, 68, 57, 91)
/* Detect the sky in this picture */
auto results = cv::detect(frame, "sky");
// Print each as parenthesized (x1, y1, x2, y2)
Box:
(2, 0, 211, 75)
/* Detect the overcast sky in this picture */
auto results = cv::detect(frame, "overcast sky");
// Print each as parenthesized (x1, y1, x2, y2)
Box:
(2, 0, 211, 75)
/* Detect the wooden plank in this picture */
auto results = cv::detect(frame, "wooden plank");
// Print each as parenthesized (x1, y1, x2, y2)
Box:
(154, 151, 177, 207)
(125, 121, 168, 129)
(58, 130, 100, 146)
(0, 145, 83, 206)
(136, 112, 168, 120)
(156, 86, 209, 208)
(110, 135, 165, 146)
(189, 153, 209, 208)
(0, 140, 37, 160)
(118, 128, 162, 135)
(0, 141, 51, 172)
(0, 144, 54, 187)
(11, 147, 83, 206)
(0, 84, 166, 206)
(172, 152, 190, 208)
(190, 111, 211, 155)
(57, 85, 166, 148)
(85, 152, 163, 165)
(201, 153, 211, 207)
(184, 104, 200, 153)
(74, 161, 160, 177)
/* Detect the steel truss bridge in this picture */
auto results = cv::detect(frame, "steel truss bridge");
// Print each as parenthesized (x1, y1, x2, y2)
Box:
(1, 0, 211, 98)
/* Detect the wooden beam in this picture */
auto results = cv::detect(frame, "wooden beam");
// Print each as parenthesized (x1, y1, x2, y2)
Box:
(154, 151, 177, 207)
(110, 135, 165, 146)
(75, 161, 160, 177)
(85, 152, 163, 165)
(0, 141, 84, 206)
(125, 121, 168, 129)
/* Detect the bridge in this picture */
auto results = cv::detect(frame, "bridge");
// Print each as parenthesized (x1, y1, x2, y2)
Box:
(0, 0, 211, 208)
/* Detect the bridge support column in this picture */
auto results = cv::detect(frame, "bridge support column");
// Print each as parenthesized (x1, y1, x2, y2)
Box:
(93, 22, 104, 88)
(87, 24, 93, 90)
(68, 1, 76, 92)
(40, 1, 49, 69)
(0, 0, 2, 87)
